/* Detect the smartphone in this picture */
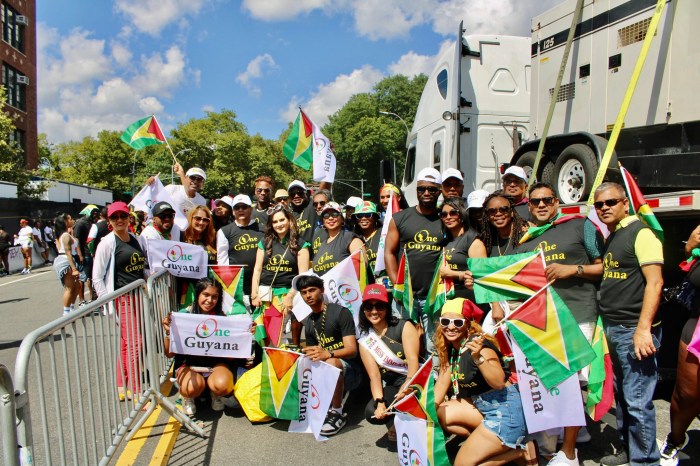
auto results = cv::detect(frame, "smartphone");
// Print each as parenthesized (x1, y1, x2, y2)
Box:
(628, 334, 661, 359)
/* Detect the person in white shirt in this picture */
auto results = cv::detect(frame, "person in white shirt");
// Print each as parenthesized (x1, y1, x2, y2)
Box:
(138, 201, 181, 268)
(164, 163, 207, 218)
(14, 218, 34, 274)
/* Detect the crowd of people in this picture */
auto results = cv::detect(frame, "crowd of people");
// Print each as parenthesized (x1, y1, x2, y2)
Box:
(18, 160, 697, 466)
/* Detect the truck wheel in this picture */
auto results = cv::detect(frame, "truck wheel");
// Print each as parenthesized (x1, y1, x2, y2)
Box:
(516, 151, 554, 184)
(553, 144, 598, 203)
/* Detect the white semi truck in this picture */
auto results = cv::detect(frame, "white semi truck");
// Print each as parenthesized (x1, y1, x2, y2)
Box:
(403, 0, 699, 379)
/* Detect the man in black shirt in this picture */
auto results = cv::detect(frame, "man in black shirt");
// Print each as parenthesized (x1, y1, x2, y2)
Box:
(295, 274, 360, 436)
(252, 176, 274, 226)
(501, 166, 530, 220)
(73, 207, 99, 303)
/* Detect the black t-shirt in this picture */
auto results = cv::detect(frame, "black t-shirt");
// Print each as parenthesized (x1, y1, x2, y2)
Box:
(220, 222, 265, 294)
(252, 208, 269, 227)
(304, 303, 356, 352)
(312, 230, 358, 276)
(488, 235, 521, 258)
(73, 218, 92, 256)
(311, 228, 329, 257)
(392, 207, 445, 297)
(450, 339, 509, 399)
(0, 230, 11, 250)
(259, 238, 305, 288)
(92, 220, 110, 255)
(114, 235, 146, 289)
(363, 230, 381, 274)
(445, 229, 480, 300)
(292, 201, 319, 246)
(377, 320, 409, 387)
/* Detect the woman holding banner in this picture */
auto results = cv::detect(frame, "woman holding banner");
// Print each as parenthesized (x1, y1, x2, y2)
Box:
(434, 298, 530, 466)
(251, 205, 310, 345)
(93, 201, 147, 402)
(358, 284, 420, 445)
(162, 277, 237, 415)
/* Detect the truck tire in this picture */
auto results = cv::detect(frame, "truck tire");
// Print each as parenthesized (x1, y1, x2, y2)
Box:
(553, 144, 598, 203)
(516, 151, 554, 184)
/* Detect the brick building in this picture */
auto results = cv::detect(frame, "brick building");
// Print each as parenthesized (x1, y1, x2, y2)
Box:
(1, 0, 37, 169)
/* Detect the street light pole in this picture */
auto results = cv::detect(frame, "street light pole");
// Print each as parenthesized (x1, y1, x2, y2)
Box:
(378, 111, 410, 140)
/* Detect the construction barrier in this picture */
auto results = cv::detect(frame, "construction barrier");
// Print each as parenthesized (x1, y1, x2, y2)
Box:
(7, 269, 203, 465)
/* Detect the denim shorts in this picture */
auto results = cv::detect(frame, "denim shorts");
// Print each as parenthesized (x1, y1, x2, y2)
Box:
(472, 383, 528, 449)
(339, 358, 362, 392)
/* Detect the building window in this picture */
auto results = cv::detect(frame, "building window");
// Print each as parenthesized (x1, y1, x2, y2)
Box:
(3, 63, 26, 110)
(1, 3, 24, 52)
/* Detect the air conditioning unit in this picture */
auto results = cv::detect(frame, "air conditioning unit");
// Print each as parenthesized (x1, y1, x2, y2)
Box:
(16, 75, 29, 85)
(15, 15, 28, 26)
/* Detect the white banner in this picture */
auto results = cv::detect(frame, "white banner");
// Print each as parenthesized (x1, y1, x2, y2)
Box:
(130, 176, 189, 230)
(359, 330, 408, 375)
(394, 412, 429, 466)
(147, 239, 208, 279)
(323, 252, 362, 331)
(312, 121, 336, 183)
(373, 191, 394, 274)
(288, 357, 340, 441)
(510, 334, 585, 433)
(169, 312, 253, 359)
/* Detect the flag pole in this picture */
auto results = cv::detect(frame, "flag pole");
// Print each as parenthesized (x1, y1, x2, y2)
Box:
(152, 114, 179, 165)
(488, 280, 555, 334)
(382, 357, 433, 414)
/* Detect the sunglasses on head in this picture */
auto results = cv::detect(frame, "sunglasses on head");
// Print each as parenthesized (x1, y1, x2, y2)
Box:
(322, 211, 341, 220)
(109, 213, 130, 221)
(440, 317, 466, 328)
(256, 188, 270, 193)
(594, 198, 624, 209)
(267, 204, 289, 215)
(485, 206, 511, 216)
(313, 200, 327, 207)
(439, 210, 460, 219)
(193, 215, 211, 223)
(528, 197, 556, 206)
(417, 186, 440, 194)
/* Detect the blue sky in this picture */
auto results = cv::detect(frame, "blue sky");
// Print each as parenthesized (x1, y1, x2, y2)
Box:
(37, 0, 559, 144)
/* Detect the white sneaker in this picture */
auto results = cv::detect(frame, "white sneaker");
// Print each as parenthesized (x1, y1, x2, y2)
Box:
(221, 394, 240, 409)
(659, 433, 689, 466)
(182, 397, 196, 416)
(547, 449, 579, 466)
(20, 268, 27, 274)
(211, 394, 225, 411)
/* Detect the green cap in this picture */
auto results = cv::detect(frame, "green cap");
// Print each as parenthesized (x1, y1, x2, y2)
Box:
(353, 201, 377, 215)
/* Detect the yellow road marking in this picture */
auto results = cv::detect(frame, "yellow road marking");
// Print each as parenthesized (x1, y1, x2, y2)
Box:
(116, 370, 176, 466)
(149, 414, 182, 466)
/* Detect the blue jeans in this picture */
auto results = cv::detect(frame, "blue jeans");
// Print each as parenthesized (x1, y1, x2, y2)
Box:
(604, 323, 661, 465)
(393, 297, 436, 357)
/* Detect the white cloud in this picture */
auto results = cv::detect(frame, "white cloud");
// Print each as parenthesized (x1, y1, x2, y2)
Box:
(236, 54, 277, 97)
(388, 40, 452, 77)
(115, 0, 207, 35)
(37, 23, 194, 143)
(201, 105, 215, 113)
(242, 0, 331, 21)
(282, 65, 384, 126)
(352, 0, 433, 41)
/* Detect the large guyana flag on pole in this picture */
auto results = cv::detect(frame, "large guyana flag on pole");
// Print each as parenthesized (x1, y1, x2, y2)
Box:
(467, 251, 548, 304)
(121, 115, 166, 150)
(504, 285, 596, 389)
(259, 348, 301, 420)
(620, 164, 664, 242)
(209, 265, 247, 316)
(424, 250, 454, 320)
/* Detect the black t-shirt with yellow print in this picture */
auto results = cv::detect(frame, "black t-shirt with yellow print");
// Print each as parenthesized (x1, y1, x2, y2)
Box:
(258, 238, 309, 289)
(114, 234, 146, 288)
(304, 303, 356, 353)
(221, 222, 265, 294)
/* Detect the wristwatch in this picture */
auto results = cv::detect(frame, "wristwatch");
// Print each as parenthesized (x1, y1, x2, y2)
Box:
(576, 265, 584, 275)
(328, 350, 334, 359)
(374, 398, 386, 407)
(474, 355, 485, 366)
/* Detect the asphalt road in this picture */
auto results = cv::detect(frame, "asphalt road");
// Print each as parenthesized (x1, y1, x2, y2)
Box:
(0, 267, 697, 465)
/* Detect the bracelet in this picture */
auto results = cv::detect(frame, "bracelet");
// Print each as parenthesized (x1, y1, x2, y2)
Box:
(474, 355, 485, 366)
(374, 398, 386, 408)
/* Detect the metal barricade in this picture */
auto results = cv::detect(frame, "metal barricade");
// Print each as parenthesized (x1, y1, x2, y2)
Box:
(11, 273, 205, 466)
(1, 364, 20, 466)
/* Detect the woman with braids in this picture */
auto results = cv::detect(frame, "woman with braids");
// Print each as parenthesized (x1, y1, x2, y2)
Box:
(478, 193, 529, 331)
(434, 298, 530, 466)
(251, 204, 310, 346)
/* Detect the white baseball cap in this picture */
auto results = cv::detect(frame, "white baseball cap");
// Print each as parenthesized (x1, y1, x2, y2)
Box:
(345, 196, 363, 209)
(186, 167, 207, 180)
(442, 168, 464, 182)
(467, 189, 490, 209)
(288, 180, 306, 191)
(416, 167, 442, 184)
(215, 195, 234, 209)
(231, 194, 252, 207)
(503, 166, 527, 181)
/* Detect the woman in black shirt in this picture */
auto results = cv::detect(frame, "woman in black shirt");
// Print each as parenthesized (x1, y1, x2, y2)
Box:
(352, 201, 382, 278)
(312, 202, 364, 276)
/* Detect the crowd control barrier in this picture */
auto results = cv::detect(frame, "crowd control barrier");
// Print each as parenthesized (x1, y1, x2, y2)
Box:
(8, 269, 204, 465)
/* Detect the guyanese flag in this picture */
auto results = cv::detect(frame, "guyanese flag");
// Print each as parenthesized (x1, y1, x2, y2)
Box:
(209, 265, 247, 315)
(424, 250, 454, 320)
(120, 115, 166, 150)
(467, 251, 547, 304)
(351, 248, 370, 295)
(505, 286, 595, 389)
(283, 110, 313, 170)
(178, 281, 195, 312)
(251, 306, 268, 346)
(620, 164, 664, 242)
(585, 316, 614, 421)
(392, 253, 415, 322)
(259, 348, 301, 420)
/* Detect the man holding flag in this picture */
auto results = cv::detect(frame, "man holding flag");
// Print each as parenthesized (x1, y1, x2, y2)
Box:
(520, 183, 604, 465)
(594, 182, 664, 466)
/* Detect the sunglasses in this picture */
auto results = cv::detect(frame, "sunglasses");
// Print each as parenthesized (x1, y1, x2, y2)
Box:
(439, 210, 460, 219)
(363, 303, 387, 311)
(528, 197, 556, 206)
(440, 317, 466, 328)
(275, 196, 289, 202)
(322, 211, 341, 220)
(267, 204, 289, 215)
(289, 190, 305, 198)
(256, 188, 271, 193)
(594, 198, 624, 210)
(417, 186, 440, 194)
(189, 176, 204, 183)
(193, 216, 211, 223)
(354, 213, 374, 219)
(109, 213, 130, 221)
(485, 206, 511, 216)
(157, 213, 175, 219)
(313, 200, 327, 207)
(233, 204, 250, 210)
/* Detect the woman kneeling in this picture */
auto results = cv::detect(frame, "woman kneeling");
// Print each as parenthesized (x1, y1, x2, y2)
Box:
(162, 278, 237, 416)
(434, 298, 529, 466)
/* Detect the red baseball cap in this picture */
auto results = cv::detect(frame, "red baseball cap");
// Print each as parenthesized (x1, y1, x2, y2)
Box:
(362, 284, 389, 304)
(107, 201, 130, 218)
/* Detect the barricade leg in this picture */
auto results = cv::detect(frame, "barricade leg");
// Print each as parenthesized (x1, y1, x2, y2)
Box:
(0, 364, 20, 466)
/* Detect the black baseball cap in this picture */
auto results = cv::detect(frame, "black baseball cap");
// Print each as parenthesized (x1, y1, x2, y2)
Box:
(152, 202, 175, 217)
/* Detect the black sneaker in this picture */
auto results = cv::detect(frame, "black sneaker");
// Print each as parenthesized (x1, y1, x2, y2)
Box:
(600, 450, 629, 466)
(320, 410, 347, 436)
